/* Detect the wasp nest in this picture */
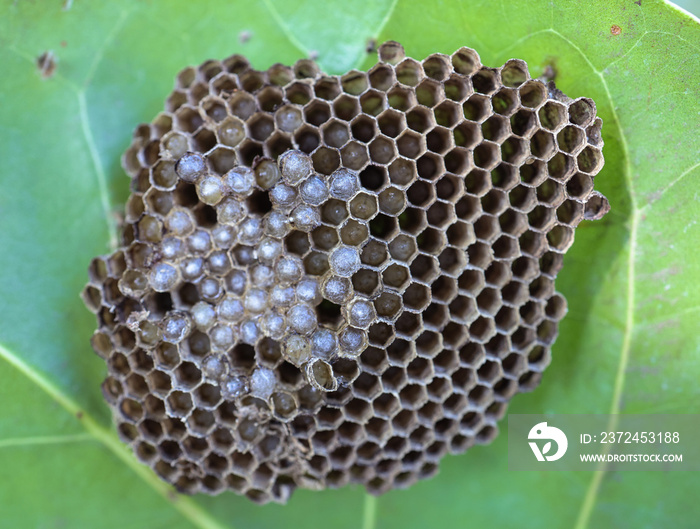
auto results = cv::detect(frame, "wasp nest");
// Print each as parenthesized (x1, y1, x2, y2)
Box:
(83, 41, 608, 503)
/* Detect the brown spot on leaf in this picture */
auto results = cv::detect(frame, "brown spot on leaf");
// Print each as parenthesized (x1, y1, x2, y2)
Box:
(238, 30, 251, 44)
(541, 56, 559, 82)
(611, 24, 622, 35)
(366, 38, 377, 54)
(36, 51, 57, 79)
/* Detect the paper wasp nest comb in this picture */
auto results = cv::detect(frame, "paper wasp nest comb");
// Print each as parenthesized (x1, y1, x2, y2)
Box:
(82, 41, 608, 504)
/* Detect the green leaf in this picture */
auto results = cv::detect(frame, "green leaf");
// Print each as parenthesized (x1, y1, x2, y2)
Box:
(0, 1, 697, 528)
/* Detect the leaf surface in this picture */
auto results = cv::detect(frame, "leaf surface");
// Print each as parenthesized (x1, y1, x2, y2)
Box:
(0, 1, 698, 527)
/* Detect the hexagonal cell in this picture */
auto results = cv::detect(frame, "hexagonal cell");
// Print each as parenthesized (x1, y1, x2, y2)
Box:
(446, 221, 475, 249)
(258, 86, 284, 112)
(527, 205, 556, 232)
(360, 89, 387, 116)
(339, 219, 369, 246)
(396, 130, 426, 159)
(350, 192, 379, 220)
(210, 72, 239, 96)
(312, 147, 341, 175)
(396, 207, 425, 237)
(174, 361, 202, 390)
(510, 109, 537, 138)
(537, 176, 566, 207)
(165, 390, 193, 418)
(499, 58, 528, 87)
(353, 269, 381, 297)
(466, 241, 494, 269)
(516, 161, 546, 189)
(322, 119, 351, 148)
(481, 189, 510, 217)
(247, 113, 274, 141)
(351, 114, 377, 143)
(555, 199, 584, 227)
(304, 99, 331, 127)
(285, 81, 314, 105)
(369, 135, 397, 164)
(472, 68, 499, 95)
(569, 97, 596, 127)
(481, 115, 509, 143)
(192, 128, 217, 152)
(239, 70, 265, 92)
(431, 275, 458, 305)
(174, 105, 204, 134)
(387, 233, 417, 262)
(379, 265, 407, 292)
(238, 139, 264, 165)
(566, 172, 594, 200)
(509, 185, 538, 213)
(406, 106, 434, 133)
(435, 173, 463, 202)
(377, 109, 406, 138)
(519, 80, 547, 109)
(377, 186, 406, 216)
(415, 152, 443, 180)
(426, 201, 456, 229)
(538, 101, 567, 132)
(415, 78, 442, 107)
(293, 125, 319, 153)
(341, 69, 369, 95)
(530, 129, 556, 160)
(420, 54, 450, 82)
(451, 47, 480, 75)
(361, 238, 389, 267)
(433, 100, 461, 128)
(557, 126, 585, 154)
(546, 224, 575, 252)
(368, 63, 396, 91)
(519, 230, 548, 257)
(577, 146, 604, 174)
(489, 88, 517, 117)
(545, 292, 568, 320)
(439, 247, 467, 276)
(314, 76, 341, 101)
(187, 408, 216, 436)
(444, 74, 472, 102)
(341, 141, 370, 170)
(373, 291, 404, 322)
(452, 121, 480, 150)
(394, 57, 423, 86)
(454, 193, 482, 223)
(473, 141, 500, 170)
(333, 94, 361, 121)
(499, 136, 527, 164)
(407, 253, 438, 283)
(426, 126, 453, 154)
(165, 89, 187, 113)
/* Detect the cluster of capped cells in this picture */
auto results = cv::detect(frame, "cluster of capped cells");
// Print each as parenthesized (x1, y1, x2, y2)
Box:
(83, 41, 608, 503)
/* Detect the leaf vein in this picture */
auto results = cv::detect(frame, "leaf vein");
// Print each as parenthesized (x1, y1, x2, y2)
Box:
(0, 433, 94, 449)
(77, 91, 118, 249)
(0, 342, 228, 529)
(260, 0, 310, 58)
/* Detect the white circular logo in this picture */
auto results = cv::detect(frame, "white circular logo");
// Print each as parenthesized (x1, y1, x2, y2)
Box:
(528, 422, 568, 462)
